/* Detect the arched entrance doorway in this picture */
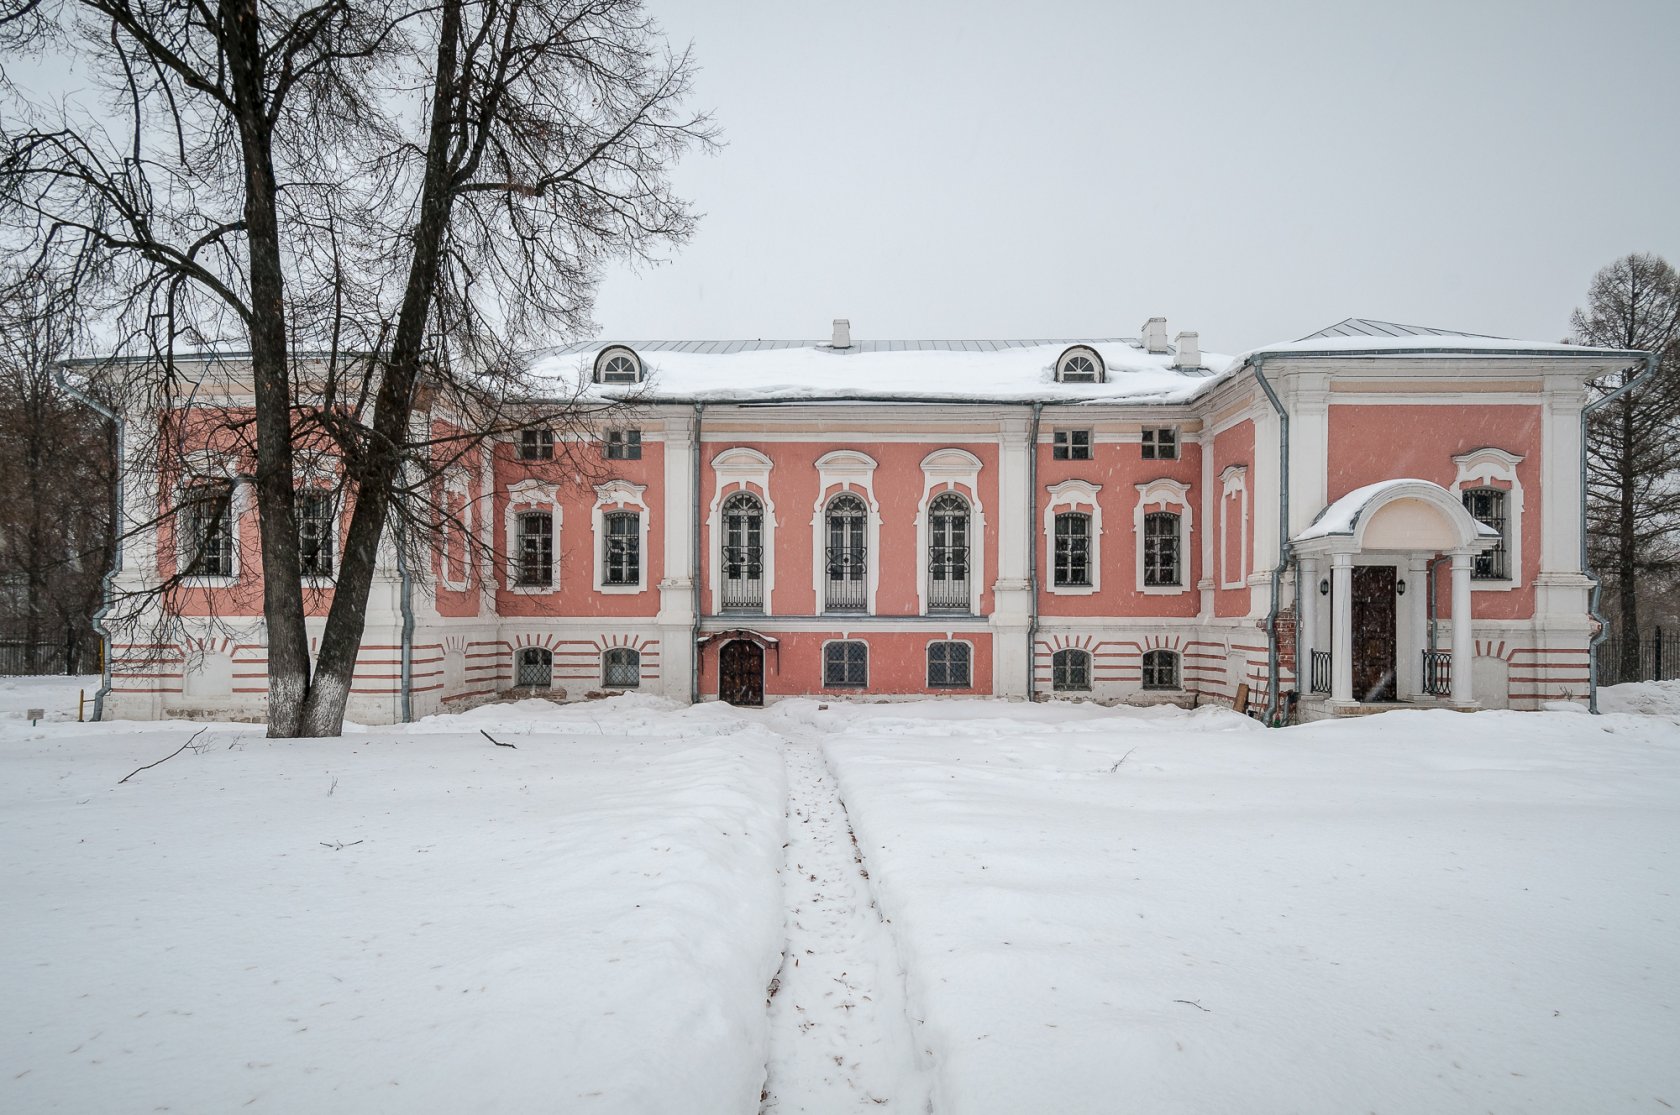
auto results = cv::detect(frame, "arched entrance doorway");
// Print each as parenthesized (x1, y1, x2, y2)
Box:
(719, 639, 764, 707)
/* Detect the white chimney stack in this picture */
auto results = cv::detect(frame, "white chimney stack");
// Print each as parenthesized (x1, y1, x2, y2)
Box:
(1141, 316, 1170, 354)
(831, 318, 852, 349)
(1173, 331, 1201, 369)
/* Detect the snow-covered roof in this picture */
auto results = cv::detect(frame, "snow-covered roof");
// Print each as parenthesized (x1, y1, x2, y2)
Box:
(1241, 318, 1646, 362)
(1298, 317, 1503, 341)
(526, 338, 1237, 405)
(1296, 479, 1502, 542)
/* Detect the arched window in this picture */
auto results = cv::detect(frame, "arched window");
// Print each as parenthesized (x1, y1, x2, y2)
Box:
(1143, 511, 1181, 587)
(603, 510, 641, 586)
(602, 648, 641, 688)
(825, 494, 867, 611)
(721, 492, 764, 611)
(516, 647, 553, 688)
(1054, 511, 1092, 587)
(1462, 487, 1509, 580)
(1055, 345, 1106, 384)
(1053, 649, 1091, 692)
(1142, 649, 1178, 691)
(927, 492, 970, 612)
(594, 346, 643, 384)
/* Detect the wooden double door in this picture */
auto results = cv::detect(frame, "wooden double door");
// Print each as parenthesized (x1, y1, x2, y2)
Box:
(719, 639, 764, 707)
(1351, 565, 1398, 702)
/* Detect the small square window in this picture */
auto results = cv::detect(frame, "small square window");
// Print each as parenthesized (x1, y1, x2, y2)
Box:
(1052, 429, 1092, 461)
(604, 428, 642, 460)
(823, 641, 868, 688)
(520, 428, 555, 460)
(927, 641, 971, 688)
(1142, 650, 1179, 690)
(1142, 428, 1178, 460)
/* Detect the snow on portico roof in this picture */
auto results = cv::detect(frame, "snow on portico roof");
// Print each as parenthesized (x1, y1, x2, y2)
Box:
(1237, 318, 1646, 362)
(1295, 479, 1502, 542)
(526, 337, 1238, 405)
(1298, 318, 1504, 341)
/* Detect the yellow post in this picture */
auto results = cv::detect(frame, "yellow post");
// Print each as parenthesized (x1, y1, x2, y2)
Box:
(79, 689, 85, 723)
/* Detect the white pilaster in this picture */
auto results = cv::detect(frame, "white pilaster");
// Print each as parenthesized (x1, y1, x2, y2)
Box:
(991, 417, 1033, 699)
(1451, 550, 1474, 705)
(657, 413, 698, 701)
(1403, 554, 1430, 699)
(1297, 556, 1317, 693)
(1331, 553, 1354, 704)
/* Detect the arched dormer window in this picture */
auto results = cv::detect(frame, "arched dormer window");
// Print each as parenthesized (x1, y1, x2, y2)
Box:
(594, 345, 643, 385)
(1055, 345, 1106, 384)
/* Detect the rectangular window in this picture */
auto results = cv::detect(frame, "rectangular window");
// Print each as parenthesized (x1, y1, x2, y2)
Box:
(1052, 429, 1092, 461)
(1142, 650, 1179, 690)
(182, 481, 235, 577)
(927, 641, 971, 688)
(298, 491, 335, 578)
(604, 510, 641, 586)
(603, 648, 641, 688)
(604, 428, 642, 460)
(1054, 512, 1091, 587)
(516, 511, 553, 586)
(520, 428, 554, 460)
(1143, 512, 1181, 586)
(823, 641, 868, 688)
(1052, 649, 1091, 692)
(1463, 488, 1509, 579)
(1141, 427, 1178, 460)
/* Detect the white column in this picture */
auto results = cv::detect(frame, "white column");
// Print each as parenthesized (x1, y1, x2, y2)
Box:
(1297, 555, 1317, 693)
(657, 413, 698, 702)
(1331, 552, 1354, 704)
(1451, 550, 1474, 705)
(991, 417, 1034, 698)
(1404, 554, 1430, 699)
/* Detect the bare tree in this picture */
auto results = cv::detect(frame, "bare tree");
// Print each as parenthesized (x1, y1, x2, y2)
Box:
(1576, 252, 1680, 678)
(2, 0, 713, 734)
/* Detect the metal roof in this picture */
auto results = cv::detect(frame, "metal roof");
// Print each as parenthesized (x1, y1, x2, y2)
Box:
(540, 337, 1138, 356)
(1298, 318, 1504, 341)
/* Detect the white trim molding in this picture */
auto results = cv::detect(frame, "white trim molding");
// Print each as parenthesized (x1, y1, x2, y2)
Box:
(1134, 477, 1194, 596)
(707, 447, 776, 615)
(439, 470, 473, 592)
(1219, 465, 1249, 590)
(811, 450, 881, 614)
(1450, 446, 1524, 592)
(504, 479, 561, 594)
(1043, 478, 1103, 596)
(915, 448, 986, 615)
(592, 479, 651, 595)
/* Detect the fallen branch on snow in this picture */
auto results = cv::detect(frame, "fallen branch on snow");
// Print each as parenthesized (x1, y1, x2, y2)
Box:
(480, 730, 517, 749)
(118, 727, 209, 784)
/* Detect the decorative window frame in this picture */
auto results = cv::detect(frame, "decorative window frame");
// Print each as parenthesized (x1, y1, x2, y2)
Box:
(593, 345, 644, 385)
(925, 638, 974, 689)
(708, 448, 777, 615)
(1051, 647, 1093, 692)
(1134, 478, 1193, 595)
(591, 480, 650, 594)
(810, 450, 881, 614)
(601, 647, 641, 689)
(821, 638, 869, 689)
(1053, 344, 1106, 384)
(175, 451, 247, 585)
(1141, 648, 1181, 690)
(1219, 465, 1249, 590)
(1043, 478, 1103, 595)
(1450, 447, 1524, 591)
(915, 449, 986, 616)
(438, 470, 473, 592)
(504, 478, 561, 593)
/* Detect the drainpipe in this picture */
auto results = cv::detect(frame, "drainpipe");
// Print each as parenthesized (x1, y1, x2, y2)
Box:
(1583, 353, 1660, 713)
(1249, 356, 1290, 724)
(690, 402, 704, 704)
(1025, 401, 1043, 700)
(55, 366, 121, 722)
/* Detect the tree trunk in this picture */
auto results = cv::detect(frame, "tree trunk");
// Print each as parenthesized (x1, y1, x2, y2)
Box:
(1618, 388, 1641, 679)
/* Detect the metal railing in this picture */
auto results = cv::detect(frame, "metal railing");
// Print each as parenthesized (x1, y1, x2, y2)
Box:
(1597, 626, 1680, 687)
(720, 544, 764, 611)
(1421, 649, 1452, 696)
(927, 545, 969, 612)
(1309, 650, 1332, 694)
(824, 546, 867, 611)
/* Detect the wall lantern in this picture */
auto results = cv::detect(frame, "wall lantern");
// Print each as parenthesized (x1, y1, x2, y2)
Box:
(1397, 580, 1407, 596)
(1319, 579, 1330, 596)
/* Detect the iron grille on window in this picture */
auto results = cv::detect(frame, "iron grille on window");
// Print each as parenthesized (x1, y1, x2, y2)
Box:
(604, 511, 640, 585)
(927, 641, 971, 688)
(1054, 512, 1091, 587)
(604, 428, 642, 460)
(516, 511, 553, 586)
(927, 492, 970, 612)
(603, 648, 641, 688)
(825, 494, 867, 611)
(516, 647, 552, 687)
(823, 640, 868, 687)
(1142, 427, 1177, 459)
(721, 492, 765, 611)
(520, 428, 554, 460)
(183, 481, 234, 577)
(1142, 649, 1178, 690)
(1053, 648, 1091, 691)
(1462, 488, 1509, 579)
(1143, 511, 1181, 586)
(298, 491, 334, 577)
(1053, 429, 1092, 460)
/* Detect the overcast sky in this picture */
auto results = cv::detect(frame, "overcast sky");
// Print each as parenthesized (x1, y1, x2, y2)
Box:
(586, 0, 1680, 354)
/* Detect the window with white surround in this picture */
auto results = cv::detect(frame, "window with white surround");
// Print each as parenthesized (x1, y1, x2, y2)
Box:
(709, 447, 777, 615)
(181, 479, 236, 578)
(1142, 649, 1178, 690)
(1450, 447, 1523, 589)
(602, 647, 640, 688)
(298, 490, 335, 578)
(926, 641, 971, 688)
(1133, 478, 1193, 594)
(591, 480, 650, 593)
(915, 448, 985, 617)
(1219, 465, 1249, 589)
(1053, 429, 1092, 460)
(1054, 345, 1105, 383)
(721, 491, 765, 611)
(824, 494, 868, 611)
(811, 451, 880, 614)
(823, 640, 868, 688)
(1052, 648, 1092, 692)
(504, 479, 560, 592)
(926, 493, 971, 612)
(1044, 479, 1103, 594)
(594, 346, 643, 384)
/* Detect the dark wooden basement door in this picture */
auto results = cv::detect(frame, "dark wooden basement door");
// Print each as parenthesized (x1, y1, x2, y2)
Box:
(1351, 565, 1398, 702)
(719, 639, 764, 707)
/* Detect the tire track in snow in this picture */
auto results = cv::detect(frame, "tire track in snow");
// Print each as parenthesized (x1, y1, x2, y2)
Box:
(760, 731, 930, 1113)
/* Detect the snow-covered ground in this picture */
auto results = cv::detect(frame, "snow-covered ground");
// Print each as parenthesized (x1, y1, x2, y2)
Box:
(3, 677, 1678, 1113)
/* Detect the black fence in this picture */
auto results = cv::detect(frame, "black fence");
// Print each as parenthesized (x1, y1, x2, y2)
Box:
(1597, 627, 1680, 688)
(0, 639, 74, 676)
